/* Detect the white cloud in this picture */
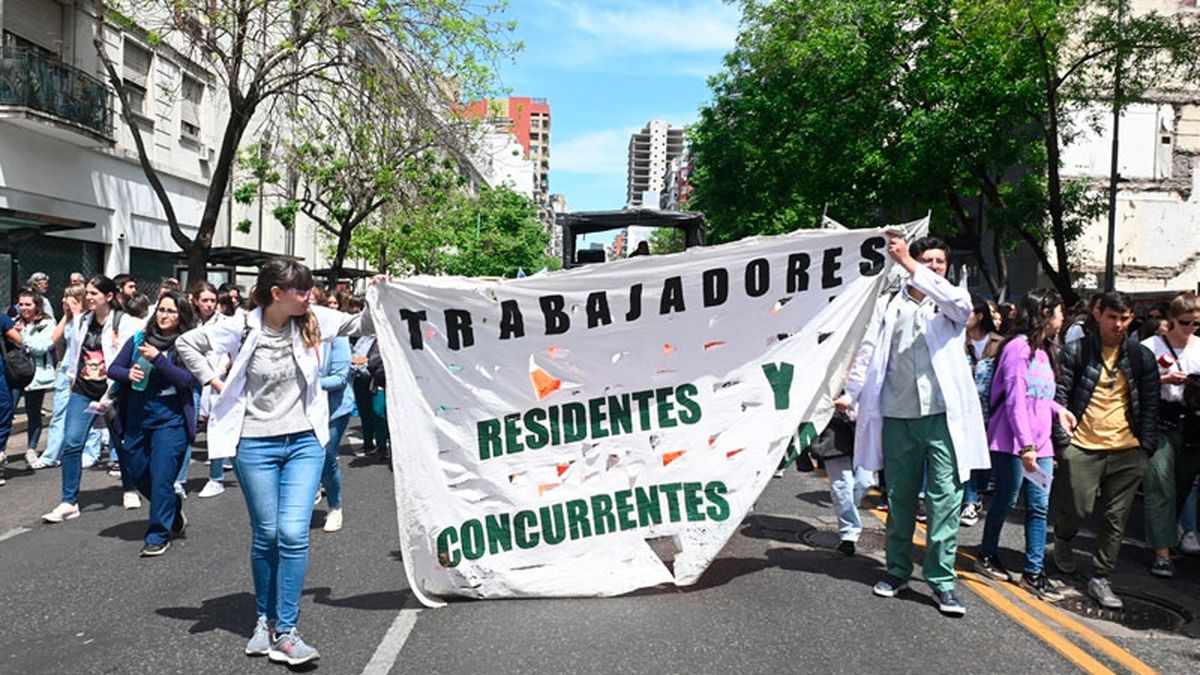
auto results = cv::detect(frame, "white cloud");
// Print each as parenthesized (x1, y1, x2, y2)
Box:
(551, 128, 638, 175)
(544, 0, 740, 54)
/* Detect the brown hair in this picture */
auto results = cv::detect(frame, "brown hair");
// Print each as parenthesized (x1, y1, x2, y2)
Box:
(1168, 292, 1200, 320)
(253, 258, 320, 348)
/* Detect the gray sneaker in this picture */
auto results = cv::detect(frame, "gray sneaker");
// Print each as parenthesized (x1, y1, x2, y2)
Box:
(269, 628, 320, 665)
(1087, 577, 1123, 610)
(1053, 538, 1077, 575)
(245, 616, 272, 656)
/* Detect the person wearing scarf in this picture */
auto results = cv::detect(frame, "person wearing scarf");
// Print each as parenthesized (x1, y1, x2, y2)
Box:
(107, 290, 199, 556)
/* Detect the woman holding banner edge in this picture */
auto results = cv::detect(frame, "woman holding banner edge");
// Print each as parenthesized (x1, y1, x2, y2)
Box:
(176, 259, 375, 666)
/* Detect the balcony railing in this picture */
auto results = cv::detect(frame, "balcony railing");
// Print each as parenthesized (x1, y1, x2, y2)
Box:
(0, 48, 113, 139)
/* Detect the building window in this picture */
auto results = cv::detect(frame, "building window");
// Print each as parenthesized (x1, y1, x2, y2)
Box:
(123, 40, 151, 117)
(180, 74, 203, 141)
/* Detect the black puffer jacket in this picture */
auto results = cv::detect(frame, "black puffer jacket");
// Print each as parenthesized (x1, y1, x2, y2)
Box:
(1052, 333, 1159, 454)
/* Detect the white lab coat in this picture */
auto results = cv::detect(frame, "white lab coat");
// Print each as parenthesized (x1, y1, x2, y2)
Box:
(63, 309, 143, 386)
(177, 305, 371, 458)
(844, 265, 989, 482)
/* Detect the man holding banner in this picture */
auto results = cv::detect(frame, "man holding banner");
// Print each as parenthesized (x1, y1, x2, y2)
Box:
(840, 234, 989, 617)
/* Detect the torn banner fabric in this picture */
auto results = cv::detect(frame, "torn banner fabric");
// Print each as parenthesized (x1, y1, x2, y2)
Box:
(369, 228, 893, 606)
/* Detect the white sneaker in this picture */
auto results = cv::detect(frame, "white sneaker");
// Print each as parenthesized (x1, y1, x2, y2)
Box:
(174, 482, 187, 499)
(42, 502, 80, 523)
(1181, 531, 1200, 555)
(323, 508, 343, 532)
(24, 449, 38, 466)
(123, 491, 142, 509)
(81, 455, 96, 469)
(198, 480, 225, 498)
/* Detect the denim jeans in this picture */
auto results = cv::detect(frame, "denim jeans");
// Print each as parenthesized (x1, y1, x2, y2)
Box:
(41, 380, 103, 466)
(371, 390, 390, 453)
(0, 376, 13, 453)
(119, 424, 188, 545)
(825, 455, 872, 542)
(1181, 478, 1199, 534)
(60, 392, 101, 504)
(234, 431, 324, 632)
(352, 377, 377, 450)
(321, 414, 350, 509)
(962, 469, 990, 506)
(981, 452, 1054, 575)
(12, 388, 48, 450)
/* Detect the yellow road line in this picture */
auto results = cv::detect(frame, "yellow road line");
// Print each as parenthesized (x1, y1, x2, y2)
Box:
(867, 508, 1157, 674)
(959, 573, 1115, 675)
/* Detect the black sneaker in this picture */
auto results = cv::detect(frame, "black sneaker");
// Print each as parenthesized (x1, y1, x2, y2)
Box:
(171, 509, 188, 537)
(140, 541, 171, 557)
(837, 540, 856, 557)
(936, 589, 966, 616)
(873, 574, 908, 597)
(974, 554, 1013, 582)
(1020, 572, 1064, 601)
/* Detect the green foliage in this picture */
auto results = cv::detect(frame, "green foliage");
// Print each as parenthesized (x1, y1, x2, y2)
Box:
(347, 185, 558, 277)
(690, 0, 1200, 298)
(648, 228, 685, 256)
(235, 218, 253, 234)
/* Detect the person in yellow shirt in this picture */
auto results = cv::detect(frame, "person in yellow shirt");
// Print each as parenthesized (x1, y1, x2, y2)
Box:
(1051, 291, 1159, 610)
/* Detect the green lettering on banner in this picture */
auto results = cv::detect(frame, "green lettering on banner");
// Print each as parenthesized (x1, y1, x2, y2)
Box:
(564, 498, 593, 540)
(523, 407, 550, 450)
(548, 405, 562, 446)
(590, 493, 617, 535)
(503, 413, 524, 455)
(436, 528, 460, 568)
(705, 481, 731, 521)
(514, 510, 540, 549)
(588, 397, 610, 439)
(761, 362, 795, 410)
(631, 390, 655, 430)
(659, 483, 684, 522)
(635, 485, 663, 526)
(608, 394, 633, 435)
(477, 419, 501, 460)
(613, 489, 637, 530)
(654, 387, 678, 428)
(674, 384, 702, 424)
(562, 403, 587, 442)
(539, 504, 567, 545)
(485, 513, 513, 555)
(682, 482, 706, 522)
(461, 520, 485, 560)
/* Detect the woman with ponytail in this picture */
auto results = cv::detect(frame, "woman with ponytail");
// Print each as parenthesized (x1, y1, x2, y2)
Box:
(107, 290, 199, 556)
(176, 258, 373, 666)
(974, 289, 1077, 599)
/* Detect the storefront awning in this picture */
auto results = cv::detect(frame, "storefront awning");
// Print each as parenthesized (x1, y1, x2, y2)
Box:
(174, 246, 303, 268)
(0, 207, 95, 247)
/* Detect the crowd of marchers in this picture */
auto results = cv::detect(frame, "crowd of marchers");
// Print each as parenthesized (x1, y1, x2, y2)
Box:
(0, 263, 392, 666)
(824, 234, 1200, 616)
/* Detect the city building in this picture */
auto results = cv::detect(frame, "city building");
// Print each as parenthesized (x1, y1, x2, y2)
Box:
(462, 96, 551, 206)
(626, 119, 684, 208)
(663, 147, 694, 211)
(0, 0, 349, 300)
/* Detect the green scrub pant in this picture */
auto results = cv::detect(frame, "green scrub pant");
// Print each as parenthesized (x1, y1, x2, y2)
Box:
(1143, 427, 1200, 550)
(882, 414, 963, 592)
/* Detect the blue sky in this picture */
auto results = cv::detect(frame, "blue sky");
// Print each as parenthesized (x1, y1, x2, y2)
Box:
(496, 0, 742, 213)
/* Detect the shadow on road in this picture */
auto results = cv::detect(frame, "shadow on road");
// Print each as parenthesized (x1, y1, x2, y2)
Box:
(304, 586, 410, 611)
(97, 519, 146, 541)
(156, 592, 257, 636)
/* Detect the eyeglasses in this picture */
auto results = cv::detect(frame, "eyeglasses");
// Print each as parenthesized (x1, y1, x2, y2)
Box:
(1176, 320, 1200, 328)
(156, 307, 179, 315)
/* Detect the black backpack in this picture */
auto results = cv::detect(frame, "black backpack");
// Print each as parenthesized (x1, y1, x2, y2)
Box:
(4, 337, 35, 390)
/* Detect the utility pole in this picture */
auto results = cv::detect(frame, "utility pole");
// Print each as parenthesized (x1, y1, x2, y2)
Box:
(1103, 0, 1125, 292)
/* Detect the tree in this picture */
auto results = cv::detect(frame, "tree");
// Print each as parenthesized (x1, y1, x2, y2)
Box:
(690, 0, 1200, 302)
(348, 184, 559, 278)
(93, 0, 517, 280)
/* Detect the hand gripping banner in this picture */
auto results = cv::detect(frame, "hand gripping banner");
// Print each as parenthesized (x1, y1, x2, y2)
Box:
(369, 225, 906, 606)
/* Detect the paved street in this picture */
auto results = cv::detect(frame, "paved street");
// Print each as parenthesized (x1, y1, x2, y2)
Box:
(2, 425, 1200, 674)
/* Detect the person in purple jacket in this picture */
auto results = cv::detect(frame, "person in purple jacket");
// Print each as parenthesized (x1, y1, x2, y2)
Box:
(974, 289, 1078, 599)
(107, 290, 199, 557)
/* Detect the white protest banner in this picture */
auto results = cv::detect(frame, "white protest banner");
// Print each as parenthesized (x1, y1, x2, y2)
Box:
(370, 225, 905, 607)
